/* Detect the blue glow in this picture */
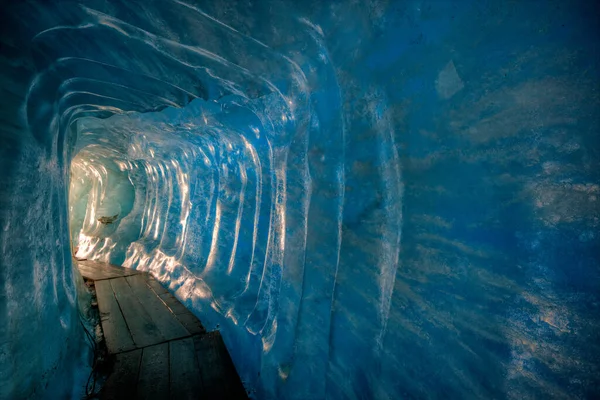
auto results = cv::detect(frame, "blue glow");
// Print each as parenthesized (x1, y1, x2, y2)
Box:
(1, 1, 599, 399)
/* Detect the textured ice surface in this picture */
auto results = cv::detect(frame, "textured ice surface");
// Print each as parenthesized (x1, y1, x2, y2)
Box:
(2, 0, 600, 399)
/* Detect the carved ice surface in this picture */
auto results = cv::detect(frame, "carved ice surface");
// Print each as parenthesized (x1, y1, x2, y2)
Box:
(1, 0, 599, 399)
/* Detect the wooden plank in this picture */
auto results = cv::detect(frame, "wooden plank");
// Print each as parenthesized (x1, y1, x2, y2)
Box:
(77, 260, 140, 280)
(159, 292, 189, 315)
(140, 274, 206, 334)
(126, 274, 190, 340)
(212, 335, 248, 400)
(84, 259, 131, 273)
(144, 275, 169, 294)
(95, 279, 136, 354)
(110, 277, 165, 348)
(174, 313, 206, 335)
(194, 332, 247, 399)
(140, 274, 206, 335)
(88, 259, 136, 274)
(193, 332, 227, 399)
(101, 349, 142, 399)
(137, 342, 169, 400)
(169, 337, 203, 399)
(77, 263, 113, 281)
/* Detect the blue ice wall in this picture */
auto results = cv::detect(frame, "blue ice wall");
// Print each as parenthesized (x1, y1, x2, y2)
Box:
(1, 0, 599, 399)
(0, 4, 91, 398)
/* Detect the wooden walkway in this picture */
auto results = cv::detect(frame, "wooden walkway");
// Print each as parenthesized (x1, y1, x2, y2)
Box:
(76, 259, 247, 399)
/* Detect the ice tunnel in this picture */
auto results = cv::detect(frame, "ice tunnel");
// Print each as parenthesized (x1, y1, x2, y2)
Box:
(1, 0, 599, 398)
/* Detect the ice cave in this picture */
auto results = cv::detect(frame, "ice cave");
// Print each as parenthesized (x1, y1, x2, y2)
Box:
(1, 0, 599, 399)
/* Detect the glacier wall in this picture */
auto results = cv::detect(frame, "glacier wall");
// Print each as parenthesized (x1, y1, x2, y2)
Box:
(0, 4, 91, 398)
(2, 0, 599, 399)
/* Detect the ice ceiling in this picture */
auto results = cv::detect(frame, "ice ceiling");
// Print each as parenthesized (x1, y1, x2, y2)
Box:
(1, 0, 599, 399)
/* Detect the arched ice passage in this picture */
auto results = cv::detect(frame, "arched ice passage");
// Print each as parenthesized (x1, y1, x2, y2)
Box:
(1, 1, 599, 399)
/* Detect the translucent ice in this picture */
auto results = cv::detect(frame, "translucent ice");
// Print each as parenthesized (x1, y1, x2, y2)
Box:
(1, 1, 599, 399)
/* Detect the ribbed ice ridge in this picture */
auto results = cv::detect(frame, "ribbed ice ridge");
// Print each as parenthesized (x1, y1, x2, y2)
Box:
(1, 1, 599, 399)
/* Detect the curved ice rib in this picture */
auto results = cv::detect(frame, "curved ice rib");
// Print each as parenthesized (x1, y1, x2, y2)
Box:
(7, 1, 597, 399)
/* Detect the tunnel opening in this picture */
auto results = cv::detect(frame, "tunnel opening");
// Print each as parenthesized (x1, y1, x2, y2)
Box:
(69, 141, 136, 260)
(2, 0, 600, 399)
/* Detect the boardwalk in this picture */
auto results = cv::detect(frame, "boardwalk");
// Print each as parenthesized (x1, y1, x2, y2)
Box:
(76, 259, 247, 399)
